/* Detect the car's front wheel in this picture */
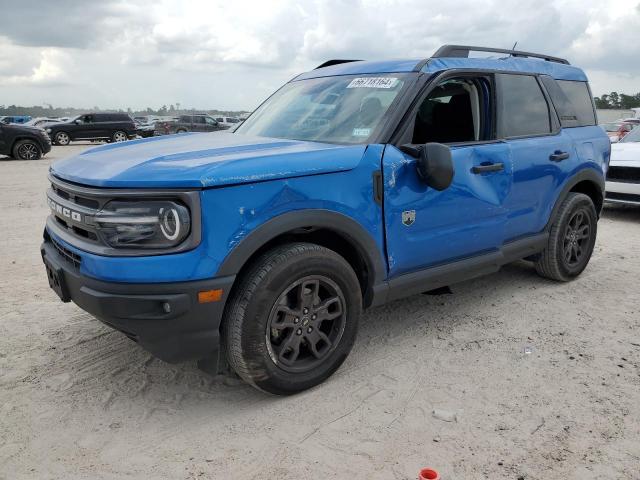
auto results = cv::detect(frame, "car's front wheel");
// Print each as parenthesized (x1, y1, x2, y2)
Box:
(224, 243, 361, 395)
(54, 131, 70, 146)
(535, 192, 598, 281)
(13, 140, 42, 160)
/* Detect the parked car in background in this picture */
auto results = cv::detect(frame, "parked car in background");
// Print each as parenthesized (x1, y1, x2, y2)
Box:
(0, 122, 51, 159)
(24, 117, 61, 128)
(0, 115, 32, 124)
(601, 121, 636, 143)
(135, 119, 156, 138)
(214, 116, 242, 128)
(41, 45, 609, 394)
(606, 126, 640, 205)
(45, 113, 137, 145)
(155, 114, 226, 135)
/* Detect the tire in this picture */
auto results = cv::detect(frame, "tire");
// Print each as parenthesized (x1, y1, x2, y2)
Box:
(176, 128, 187, 134)
(535, 192, 597, 282)
(112, 130, 128, 142)
(12, 140, 42, 160)
(54, 131, 70, 146)
(224, 243, 362, 395)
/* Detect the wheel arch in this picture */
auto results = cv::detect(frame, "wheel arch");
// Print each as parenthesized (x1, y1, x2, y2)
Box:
(546, 168, 605, 231)
(216, 210, 386, 308)
(11, 136, 45, 153)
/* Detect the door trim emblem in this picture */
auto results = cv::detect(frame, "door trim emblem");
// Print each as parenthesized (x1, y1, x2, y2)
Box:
(402, 210, 416, 226)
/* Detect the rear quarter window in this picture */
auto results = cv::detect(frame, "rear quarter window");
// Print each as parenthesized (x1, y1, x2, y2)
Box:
(497, 74, 551, 138)
(557, 80, 596, 127)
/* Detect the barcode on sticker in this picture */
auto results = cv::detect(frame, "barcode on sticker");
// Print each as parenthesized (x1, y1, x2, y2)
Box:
(347, 77, 398, 89)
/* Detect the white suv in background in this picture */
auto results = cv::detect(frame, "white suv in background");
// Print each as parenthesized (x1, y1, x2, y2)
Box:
(606, 126, 640, 205)
(214, 116, 241, 128)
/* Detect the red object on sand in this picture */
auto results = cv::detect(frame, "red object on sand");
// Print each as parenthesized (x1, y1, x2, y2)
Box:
(418, 468, 440, 480)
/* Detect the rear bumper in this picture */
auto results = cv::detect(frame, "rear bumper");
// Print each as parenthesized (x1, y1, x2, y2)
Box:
(41, 236, 235, 365)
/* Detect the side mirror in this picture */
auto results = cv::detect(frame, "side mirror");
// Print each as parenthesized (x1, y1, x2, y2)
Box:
(74, 120, 80, 124)
(400, 143, 454, 191)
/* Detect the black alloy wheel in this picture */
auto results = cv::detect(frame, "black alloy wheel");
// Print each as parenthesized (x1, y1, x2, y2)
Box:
(266, 275, 346, 373)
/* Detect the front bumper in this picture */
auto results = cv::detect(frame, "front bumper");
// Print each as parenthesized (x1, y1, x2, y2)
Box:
(41, 234, 235, 365)
(605, 180, 640, 205)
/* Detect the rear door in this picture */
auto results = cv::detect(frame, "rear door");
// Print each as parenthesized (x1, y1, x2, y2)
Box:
(192, 116, 206, 132)
(383, 72, 514, 277)
(495, 74, 577, 240)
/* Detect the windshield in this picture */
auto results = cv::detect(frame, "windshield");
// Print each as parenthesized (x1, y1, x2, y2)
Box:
(621, 126, 640, 143)
(235, 74, 410, 144)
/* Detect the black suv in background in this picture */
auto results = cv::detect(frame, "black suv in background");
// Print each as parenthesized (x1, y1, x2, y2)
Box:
(156, 114, 226, 135)
(45, 113, 137, 145)
(0, 122, 51, 160)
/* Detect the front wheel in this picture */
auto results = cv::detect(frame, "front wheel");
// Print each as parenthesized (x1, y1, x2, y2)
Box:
(224, 243, 362, 395)
(13, 140, 42, 160)
(535, 192, 597, 281)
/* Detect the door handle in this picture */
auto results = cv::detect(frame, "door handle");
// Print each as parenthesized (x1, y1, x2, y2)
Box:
(471, 163, 504, 174)
(549, 151, 570, 162)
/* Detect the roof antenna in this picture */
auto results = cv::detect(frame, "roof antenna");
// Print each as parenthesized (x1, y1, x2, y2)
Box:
(511, 41, 518, 54)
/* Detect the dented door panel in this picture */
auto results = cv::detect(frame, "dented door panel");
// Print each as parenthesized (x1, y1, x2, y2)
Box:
(382, 142, 513, 277)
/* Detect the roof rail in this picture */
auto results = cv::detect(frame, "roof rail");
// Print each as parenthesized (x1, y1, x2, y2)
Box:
(315, 59, 363, 69)
(432, 45, 570, 65)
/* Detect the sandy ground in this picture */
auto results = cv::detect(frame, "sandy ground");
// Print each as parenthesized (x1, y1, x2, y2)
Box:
(1, 144, 639, 480)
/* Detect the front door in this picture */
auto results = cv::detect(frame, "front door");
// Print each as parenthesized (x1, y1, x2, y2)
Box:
(382, 73, 513, 277)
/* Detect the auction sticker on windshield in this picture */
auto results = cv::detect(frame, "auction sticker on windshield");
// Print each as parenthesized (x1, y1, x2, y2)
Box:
(347, 77, 398, 89)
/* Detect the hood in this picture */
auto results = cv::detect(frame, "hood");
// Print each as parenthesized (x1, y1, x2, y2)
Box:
(50, 132, 367, 188)
(3, 123, 45, 133)
(610, 141, 640, 166)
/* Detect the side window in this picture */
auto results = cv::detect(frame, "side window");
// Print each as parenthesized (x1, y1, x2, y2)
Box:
(411, 76, 492, 144)
(539, 76, 577, 127)
(556, 80, 596, 126)
(193, 116, 205, 124)
(204, 117, 217, 125)
(497, 74, 551, 137)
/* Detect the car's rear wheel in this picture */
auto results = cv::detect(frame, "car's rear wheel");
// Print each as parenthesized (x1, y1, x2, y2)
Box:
(112, 130, 128, 142)
(54, 131, 70, 146)
(535, 192, 597, 281)
(13, 140, 42, 160)
(176, 128, 187, 134)
(224, 243, 361, 395)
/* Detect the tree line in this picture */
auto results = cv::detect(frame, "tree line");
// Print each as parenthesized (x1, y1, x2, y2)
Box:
(0, 104, 250, 118)
(593, 92, 640, 110)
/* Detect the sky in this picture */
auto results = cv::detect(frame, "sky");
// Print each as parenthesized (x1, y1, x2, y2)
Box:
(0, 0, 638, 111)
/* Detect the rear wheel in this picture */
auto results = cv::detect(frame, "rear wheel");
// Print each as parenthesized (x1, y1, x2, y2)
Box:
(112, 130, 128, 142)
(54, 131, 70, 146)
(176, 128, 187, 134)
(535, 192, 597, 281)
(224, 243, 361, 395)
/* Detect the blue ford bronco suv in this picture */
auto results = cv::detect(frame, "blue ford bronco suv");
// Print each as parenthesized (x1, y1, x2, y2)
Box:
(42, 45, 609, 394)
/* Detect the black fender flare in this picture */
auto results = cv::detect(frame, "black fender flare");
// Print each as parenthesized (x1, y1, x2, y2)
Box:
(545, 168, 605, 230)
(216, 209, 386, 295)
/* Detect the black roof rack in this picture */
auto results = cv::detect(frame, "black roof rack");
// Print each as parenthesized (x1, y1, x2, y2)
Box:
(432, 45, 570, 65)
(315, 59, 363, 69)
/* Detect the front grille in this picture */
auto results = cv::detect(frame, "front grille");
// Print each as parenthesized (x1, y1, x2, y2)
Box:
(607, 166, 640, 183)
(47, 176, 106, 245)
(51, 236, 82, 268)
(45, 174, 201, 256)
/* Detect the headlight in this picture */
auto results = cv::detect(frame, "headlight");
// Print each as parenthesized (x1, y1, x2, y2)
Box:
(94, 200, 191, 249)
(45, 128, 52, 133)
